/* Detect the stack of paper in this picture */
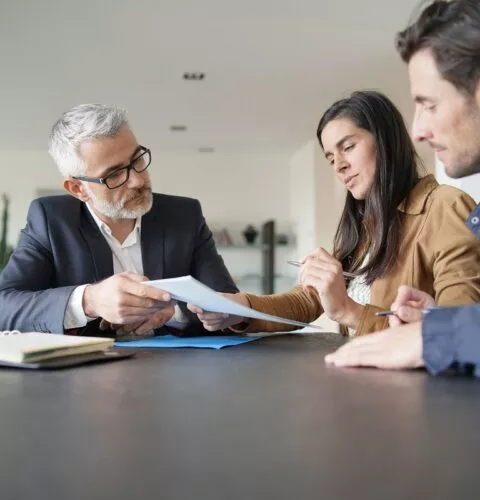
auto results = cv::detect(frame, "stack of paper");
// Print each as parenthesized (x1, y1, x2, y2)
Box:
(145, 275, 322, 330)
(0, 332, 113, 363)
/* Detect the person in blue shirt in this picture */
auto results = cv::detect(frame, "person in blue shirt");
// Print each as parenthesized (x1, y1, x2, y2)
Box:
(325, 0, 480, 377)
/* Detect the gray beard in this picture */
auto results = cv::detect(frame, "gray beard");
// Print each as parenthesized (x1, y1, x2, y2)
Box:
(86, 186, 153, 219)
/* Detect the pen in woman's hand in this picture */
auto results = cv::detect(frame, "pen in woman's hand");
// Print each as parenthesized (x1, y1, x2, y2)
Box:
(287, 260, 358, 279)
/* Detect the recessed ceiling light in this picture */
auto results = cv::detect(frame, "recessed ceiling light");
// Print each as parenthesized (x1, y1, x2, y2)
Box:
(183, 72, 205, 81)
(170, 125, 187, 132)
(198, 147, 214, 153)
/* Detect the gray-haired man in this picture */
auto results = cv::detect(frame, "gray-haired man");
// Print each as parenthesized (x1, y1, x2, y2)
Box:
(0, 104, 238, 336)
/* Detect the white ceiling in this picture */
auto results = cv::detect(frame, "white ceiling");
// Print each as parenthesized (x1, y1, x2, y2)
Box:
(0, 0, 421, 154)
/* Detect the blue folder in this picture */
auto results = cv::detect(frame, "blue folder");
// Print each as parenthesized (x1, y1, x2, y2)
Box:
(115, 334, 261, 349)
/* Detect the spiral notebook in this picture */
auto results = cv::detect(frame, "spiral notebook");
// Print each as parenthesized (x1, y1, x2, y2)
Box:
(0, 331, 114, 364)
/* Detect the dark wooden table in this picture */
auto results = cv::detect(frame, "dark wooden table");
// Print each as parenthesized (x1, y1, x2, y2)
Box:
(0, 333, 478, 500)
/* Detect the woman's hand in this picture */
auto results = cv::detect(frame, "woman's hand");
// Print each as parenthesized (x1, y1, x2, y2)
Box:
(299, 247, 363, 328)
(187, 293, 249, 332)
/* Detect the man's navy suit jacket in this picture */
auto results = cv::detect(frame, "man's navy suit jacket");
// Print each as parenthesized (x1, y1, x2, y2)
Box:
(0, 193, 238, 335)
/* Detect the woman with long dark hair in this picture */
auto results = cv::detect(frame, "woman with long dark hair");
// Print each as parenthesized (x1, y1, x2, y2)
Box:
(189, 91, 480, 337)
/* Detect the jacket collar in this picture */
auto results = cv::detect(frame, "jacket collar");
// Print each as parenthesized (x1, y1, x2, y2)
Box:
(397, 174, 439, 215)
(140, 206, 165, 280)
(79, 198, 165, 281)
(79, 204, 114, 282)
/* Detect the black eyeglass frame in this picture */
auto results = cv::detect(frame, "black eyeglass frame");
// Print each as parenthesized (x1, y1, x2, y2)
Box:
(72, 146, 151, 189)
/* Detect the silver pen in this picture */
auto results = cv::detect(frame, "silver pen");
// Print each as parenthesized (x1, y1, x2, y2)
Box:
(375, 307, 438, 317)
(287, 260, 358, 279)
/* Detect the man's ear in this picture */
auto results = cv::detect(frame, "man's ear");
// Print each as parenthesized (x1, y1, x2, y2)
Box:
(63, 178, 90, 202)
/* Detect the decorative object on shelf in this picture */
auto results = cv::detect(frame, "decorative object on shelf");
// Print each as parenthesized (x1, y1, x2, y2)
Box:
(276, 233, 289, 245)
(242, 224, 258, 245)
(0, 194, 13, 271)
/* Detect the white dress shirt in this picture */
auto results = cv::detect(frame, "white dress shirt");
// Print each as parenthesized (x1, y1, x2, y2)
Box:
(63, 204, 189, 330)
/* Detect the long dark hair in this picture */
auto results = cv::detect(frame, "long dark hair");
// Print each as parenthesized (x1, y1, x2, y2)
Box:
(317, 90, 422, 285)
(396, 0, 480, 96)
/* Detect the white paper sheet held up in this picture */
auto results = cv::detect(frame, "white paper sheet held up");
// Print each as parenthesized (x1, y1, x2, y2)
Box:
(146, 276, 322, 330)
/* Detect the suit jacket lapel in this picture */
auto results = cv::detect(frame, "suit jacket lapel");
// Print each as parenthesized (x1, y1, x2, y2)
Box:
(141, 210, 165, 280)
(79, 205, 114, 282)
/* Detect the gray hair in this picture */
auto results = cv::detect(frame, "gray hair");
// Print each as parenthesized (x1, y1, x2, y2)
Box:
(48, 103, 129, 177)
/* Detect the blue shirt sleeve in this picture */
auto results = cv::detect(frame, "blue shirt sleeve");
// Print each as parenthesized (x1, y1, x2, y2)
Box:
(422, 305, 480, 377)
(466, 203, 480, 238)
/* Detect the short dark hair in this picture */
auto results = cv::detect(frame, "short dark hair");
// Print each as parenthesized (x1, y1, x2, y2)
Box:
(396, 0, 480, 95)
(317, 91, 421, 285)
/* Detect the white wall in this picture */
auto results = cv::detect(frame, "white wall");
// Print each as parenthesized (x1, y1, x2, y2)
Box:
(0, 150, 61, 246)
(435, 157, 480, 202)
(289, 139, 346, 256)
(314, 145, 347, 252)
(288, 139, 345, 331)
(0, 149, 293, 246)
(0, 148, 299, 294)
(289, 140, 318, 258)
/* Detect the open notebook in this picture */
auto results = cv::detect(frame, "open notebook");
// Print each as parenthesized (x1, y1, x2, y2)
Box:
(0, 332, 114, 363)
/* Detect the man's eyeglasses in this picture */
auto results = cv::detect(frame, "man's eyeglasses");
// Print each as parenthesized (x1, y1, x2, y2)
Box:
(73, 146, 151, 190)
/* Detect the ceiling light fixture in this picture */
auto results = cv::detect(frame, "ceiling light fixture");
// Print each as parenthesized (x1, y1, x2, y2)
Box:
(183, 72, 205, 81)
(170, 125, 187, 132)
(198, 147, 215, 153)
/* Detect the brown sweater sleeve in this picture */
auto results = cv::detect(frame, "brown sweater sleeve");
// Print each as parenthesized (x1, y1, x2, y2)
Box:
(233, 285, 324, 333)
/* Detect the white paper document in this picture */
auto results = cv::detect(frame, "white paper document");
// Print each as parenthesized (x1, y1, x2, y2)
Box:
(146, 276, 322, 330)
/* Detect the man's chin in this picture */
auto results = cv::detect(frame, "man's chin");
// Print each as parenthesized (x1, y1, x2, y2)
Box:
(125, 190, 152, 209)
(444, 163, 461, 179)
(117, 205, 151, 219)
(445, 161, 480, 179)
